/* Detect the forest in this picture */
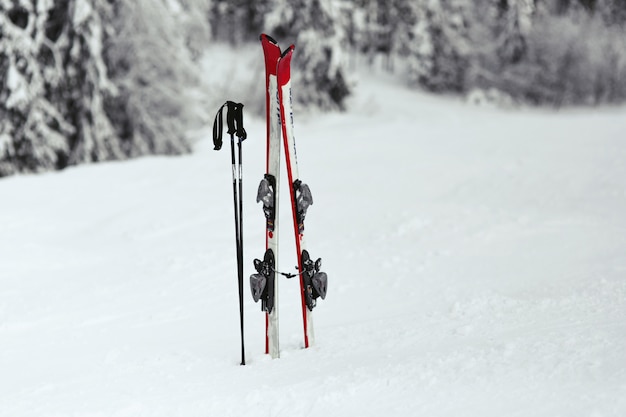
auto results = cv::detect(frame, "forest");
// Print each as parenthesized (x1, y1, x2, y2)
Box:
(1, 0, 625, 177)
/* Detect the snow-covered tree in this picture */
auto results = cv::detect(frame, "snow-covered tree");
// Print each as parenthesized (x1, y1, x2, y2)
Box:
(210, 0, 270, 43)
(406, 0, 470, 93)
(0, 0, 211, 177)
(103, 0, 210, 157)
(460, 0, 534, 96)
(0, 0, 114, 176)
(350, 0, 393, 68)
(492, 0, 534, 66)
(594, 0, 626, 25)
(405, 1, 433, 87)
(264, 0, 352, 110)
(493, 1, 626, 105)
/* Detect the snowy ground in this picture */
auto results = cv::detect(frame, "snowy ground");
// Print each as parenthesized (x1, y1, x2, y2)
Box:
(2, 69, 626, 417)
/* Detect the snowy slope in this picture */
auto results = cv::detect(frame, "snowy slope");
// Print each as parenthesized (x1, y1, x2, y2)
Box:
(2, 71, 626, 417)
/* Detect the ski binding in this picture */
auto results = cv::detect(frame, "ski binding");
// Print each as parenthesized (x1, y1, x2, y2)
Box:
(301, 250, 327, 311)
(257, 174, 277, 232)
(250, 249, 276, 313)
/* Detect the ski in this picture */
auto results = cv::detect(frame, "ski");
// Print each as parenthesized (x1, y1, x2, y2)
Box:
(251, 35, 327, 356)
(255, 33, 282, 358)
(277, 45, 327, 349)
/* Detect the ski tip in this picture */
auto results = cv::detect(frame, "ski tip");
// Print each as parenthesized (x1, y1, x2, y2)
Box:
(260, 34, 282, 74)
(260, 33, 278, 45)
(277, 45, 294, 86)
(281, 44, 295, 59)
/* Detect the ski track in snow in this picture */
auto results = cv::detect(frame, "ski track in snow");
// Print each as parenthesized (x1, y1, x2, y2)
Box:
(2, 71, 626, 417)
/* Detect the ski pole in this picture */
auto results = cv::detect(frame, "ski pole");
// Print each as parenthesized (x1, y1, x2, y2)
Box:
(235, 106, 246, 365)
(213, 101, 247, 365)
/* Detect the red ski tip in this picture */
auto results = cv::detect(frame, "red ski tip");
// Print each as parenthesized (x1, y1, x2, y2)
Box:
(260, 34, 282, 76)
(277, 45, 295, 87)
(260, 33, 278, 46)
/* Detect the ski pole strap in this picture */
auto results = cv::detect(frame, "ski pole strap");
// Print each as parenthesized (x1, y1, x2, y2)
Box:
(213, 101, 247, 151)
(212, 103, 225, 150)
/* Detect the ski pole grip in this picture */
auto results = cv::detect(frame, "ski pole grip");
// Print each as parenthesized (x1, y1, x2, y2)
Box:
(214, 101, 246, 150)
(226, 101, 237, 136)
(234, 103, 247, 140)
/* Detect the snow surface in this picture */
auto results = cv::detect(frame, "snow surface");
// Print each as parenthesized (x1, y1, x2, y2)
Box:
(2, 71, 626, 417)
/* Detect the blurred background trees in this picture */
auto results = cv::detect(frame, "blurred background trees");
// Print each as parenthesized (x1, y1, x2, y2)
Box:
(349, 0, 626, 104)
(1, 0, 625, 177)
(0, 0, 209, 177)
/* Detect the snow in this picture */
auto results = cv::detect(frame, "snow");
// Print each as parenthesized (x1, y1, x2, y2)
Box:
(2, 69, 626, 417)
(5, 62, 30, 110)
(72, 0, 93, 27)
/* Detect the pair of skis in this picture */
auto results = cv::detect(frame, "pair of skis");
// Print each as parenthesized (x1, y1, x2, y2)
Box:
(249, 34, 327, 358)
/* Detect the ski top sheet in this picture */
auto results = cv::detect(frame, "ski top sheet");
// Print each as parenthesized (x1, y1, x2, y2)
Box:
(276, 45, 315, 348)
(259, 34, 281, 358)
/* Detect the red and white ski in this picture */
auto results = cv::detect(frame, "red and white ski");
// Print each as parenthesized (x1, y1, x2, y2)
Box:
(251, 35, 327, 358)
(277, 45, 326, 349)
(255, 34, 282, 358)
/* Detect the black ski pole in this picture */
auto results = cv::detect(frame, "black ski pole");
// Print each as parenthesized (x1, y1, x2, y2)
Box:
(213, 101, 247, 365)
(234, 104, 246, 365)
